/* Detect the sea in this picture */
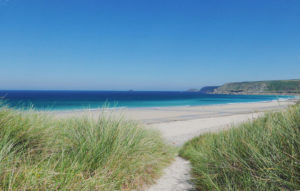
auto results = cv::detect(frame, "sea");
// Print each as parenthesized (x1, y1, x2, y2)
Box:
(0, 90, 295, 111)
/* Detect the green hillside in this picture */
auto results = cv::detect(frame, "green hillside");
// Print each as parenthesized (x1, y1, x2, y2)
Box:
(213, 80, 300, 94)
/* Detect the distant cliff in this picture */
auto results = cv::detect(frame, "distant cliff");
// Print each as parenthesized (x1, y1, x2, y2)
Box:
(212, 80, 300, 95)
(199, 86, 220, 94)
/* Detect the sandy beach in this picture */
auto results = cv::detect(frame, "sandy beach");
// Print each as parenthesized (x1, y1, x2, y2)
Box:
(54, 99, 294, 122)
(51, 99, 297, 147)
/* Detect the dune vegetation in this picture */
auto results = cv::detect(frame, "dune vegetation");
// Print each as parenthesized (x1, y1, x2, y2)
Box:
(180, 103, 300, 191)
(0, 107, 175, 190)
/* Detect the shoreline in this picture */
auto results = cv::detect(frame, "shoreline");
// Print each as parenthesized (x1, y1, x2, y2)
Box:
(47, 96, 298, 112)
(210, 92, 300, 96)
(50, 98, 298, 125)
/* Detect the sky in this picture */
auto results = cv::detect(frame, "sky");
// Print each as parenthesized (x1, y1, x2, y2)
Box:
(0, 0, 300, 90)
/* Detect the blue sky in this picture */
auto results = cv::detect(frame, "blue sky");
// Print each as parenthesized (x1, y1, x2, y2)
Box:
(0, 0, 300, 90)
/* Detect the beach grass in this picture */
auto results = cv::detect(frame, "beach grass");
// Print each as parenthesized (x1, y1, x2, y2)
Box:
(180, 103, 300, 190)
(0, 107, 175, 190)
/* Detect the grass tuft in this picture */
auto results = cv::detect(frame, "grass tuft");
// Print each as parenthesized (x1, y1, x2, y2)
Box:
(0, 107, 175, 190)
(180, 104, 300, 191)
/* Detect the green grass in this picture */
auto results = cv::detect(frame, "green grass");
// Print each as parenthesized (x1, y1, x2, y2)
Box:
(180, 103, 300, 191)
(0, 107, 175, 190)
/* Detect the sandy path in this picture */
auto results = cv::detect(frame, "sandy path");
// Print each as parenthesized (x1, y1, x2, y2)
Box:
(144, 112, 262, 191)
(146, 157, 193, 191)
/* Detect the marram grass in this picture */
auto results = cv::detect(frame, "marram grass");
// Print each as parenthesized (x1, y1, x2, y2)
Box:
(180, 103, 300, 191)
(0, 107, 175, 190)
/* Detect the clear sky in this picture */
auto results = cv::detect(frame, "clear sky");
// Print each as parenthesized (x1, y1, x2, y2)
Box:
(0, 0, 300, 90)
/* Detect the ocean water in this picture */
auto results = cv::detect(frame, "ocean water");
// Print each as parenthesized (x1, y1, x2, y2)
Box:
(0, 90, 294, 111)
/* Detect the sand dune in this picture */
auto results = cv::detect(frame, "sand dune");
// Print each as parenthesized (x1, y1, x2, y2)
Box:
(51, 99, 296, 191)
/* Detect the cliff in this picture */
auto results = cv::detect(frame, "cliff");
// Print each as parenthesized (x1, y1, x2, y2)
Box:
(212, 80, 300, 95)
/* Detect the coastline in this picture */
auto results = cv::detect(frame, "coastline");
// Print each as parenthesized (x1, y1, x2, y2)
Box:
(50, 98, 297, 125)
(210, 92, 300, 96)
(1, 90, 295, 111)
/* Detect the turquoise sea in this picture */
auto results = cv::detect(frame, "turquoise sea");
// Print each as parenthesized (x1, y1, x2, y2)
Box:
(0, 90, 294, 111)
